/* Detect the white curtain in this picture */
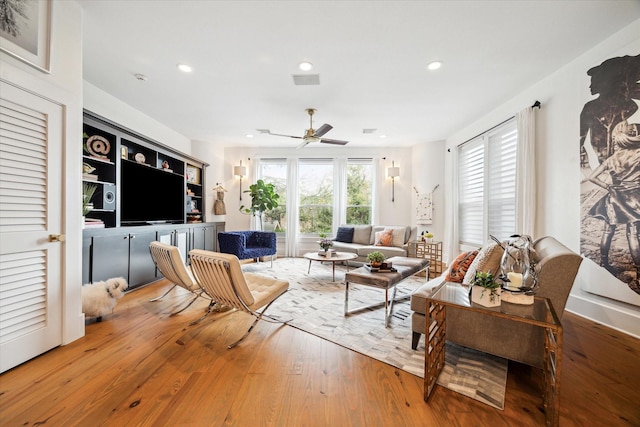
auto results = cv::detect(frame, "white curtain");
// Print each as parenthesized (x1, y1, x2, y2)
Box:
(515, 106, 537, 237)
(444, 147, 458, 265)
(371, 157, 380, 225)
(335, 158, 348, 227)
(285, 158, 299, 257)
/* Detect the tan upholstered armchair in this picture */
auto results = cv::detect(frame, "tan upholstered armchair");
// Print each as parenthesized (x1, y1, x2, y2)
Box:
(410, 236, 583, 368)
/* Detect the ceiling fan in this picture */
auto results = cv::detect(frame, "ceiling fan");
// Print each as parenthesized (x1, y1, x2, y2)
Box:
(268, 108, 349, 149)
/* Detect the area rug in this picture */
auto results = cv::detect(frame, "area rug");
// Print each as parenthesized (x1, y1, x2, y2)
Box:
(242, 257, 508, 409)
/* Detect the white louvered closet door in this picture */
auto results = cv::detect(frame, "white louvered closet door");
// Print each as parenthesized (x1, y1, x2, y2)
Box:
(0, 81, 63, 373)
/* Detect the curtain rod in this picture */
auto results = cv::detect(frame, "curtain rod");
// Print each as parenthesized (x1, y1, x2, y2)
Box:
(448, 100, 541, 152)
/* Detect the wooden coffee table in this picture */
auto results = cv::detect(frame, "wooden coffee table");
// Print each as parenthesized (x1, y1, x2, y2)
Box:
(303, 252, 358, 281)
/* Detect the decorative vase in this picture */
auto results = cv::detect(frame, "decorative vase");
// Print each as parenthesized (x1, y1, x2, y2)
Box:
(471, 286, 501, 307)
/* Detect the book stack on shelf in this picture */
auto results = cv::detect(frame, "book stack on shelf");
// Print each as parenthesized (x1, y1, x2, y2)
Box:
(84, 218, 105, 228)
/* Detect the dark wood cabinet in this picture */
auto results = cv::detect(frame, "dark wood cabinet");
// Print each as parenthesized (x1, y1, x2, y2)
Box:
(83, 222, 225, 290)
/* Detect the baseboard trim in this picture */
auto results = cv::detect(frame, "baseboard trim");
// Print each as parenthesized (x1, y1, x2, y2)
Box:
(566, 294, 640, 339)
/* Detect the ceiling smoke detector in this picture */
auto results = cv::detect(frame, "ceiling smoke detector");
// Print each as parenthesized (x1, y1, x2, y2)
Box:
(134, 73, 148, 81)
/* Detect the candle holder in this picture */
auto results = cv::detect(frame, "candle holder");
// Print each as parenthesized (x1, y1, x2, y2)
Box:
(499, 235, 538, 304)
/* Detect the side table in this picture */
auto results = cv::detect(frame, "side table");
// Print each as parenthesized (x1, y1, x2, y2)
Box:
(408, 240, 443, 279)
(424, 281, 562, 427)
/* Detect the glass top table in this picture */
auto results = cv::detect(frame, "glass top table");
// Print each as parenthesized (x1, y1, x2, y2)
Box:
(424, 281, 562, 427)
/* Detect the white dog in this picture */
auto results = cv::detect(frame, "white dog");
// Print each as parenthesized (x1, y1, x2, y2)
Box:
(82, 277, 128, 321)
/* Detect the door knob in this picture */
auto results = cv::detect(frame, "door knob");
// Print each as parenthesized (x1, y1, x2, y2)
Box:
(48, 234, 66, 242)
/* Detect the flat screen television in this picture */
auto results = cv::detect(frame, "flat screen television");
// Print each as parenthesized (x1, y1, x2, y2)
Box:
(120, 160, 185, 225)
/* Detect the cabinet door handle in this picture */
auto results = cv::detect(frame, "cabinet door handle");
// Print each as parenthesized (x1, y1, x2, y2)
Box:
(48, 234, 66, 242)
(123, 235, 129, 239)
(130, 235, 136, 239)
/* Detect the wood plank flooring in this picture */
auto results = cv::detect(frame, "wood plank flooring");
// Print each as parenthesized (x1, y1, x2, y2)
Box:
(1, 279, 639, 426)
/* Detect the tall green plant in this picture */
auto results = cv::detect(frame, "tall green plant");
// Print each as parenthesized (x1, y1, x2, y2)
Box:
(239, 179, 280, 230)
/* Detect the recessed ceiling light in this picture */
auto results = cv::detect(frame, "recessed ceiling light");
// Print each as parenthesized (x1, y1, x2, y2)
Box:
(299, 61, 313, 71)
(178, 64, 192, 73)
(379, 134, 387, 139)
(245, 134, 254, 138)
(427, 61, 442, 71)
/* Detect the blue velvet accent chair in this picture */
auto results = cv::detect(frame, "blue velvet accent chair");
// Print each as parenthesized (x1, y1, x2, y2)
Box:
(217, 231, 277, 266)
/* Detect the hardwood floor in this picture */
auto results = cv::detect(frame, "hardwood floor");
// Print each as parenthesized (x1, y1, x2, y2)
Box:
(1, 279, 638, 426)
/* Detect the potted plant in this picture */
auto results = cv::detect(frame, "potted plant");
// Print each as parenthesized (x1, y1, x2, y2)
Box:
(239, 179, 280, 230)
(424, 231, 434, 243)
(367, 251, 386, 268)
(82, 183, 98, 227)
(470, 271, 501, 307)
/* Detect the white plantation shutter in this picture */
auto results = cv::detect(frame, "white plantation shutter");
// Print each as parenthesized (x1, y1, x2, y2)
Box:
(458, 120, 517, 247)
(458, 140, 484, 246)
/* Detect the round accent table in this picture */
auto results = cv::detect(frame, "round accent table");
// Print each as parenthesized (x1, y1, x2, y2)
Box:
(303, 252, 358, 281)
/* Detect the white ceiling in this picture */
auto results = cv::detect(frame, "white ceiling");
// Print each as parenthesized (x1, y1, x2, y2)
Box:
(80, 1, 640, 149)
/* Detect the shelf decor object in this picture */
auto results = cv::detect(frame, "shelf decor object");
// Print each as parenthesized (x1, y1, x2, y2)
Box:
(86, 135, 111, 159)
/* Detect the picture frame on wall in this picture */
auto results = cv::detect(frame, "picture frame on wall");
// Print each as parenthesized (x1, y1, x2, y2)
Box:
(0, 0, 52, 73)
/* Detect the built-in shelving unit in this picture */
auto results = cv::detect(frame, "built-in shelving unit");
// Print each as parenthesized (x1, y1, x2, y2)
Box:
(82, 111, 208, 228)
(82, 111, 224, 290)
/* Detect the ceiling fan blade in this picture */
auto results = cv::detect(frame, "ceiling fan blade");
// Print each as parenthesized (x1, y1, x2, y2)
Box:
(296, 139, 311, 149)
(268, 132, 303, 140)
(320, 138, 349, 145)
(313, 123, 333, 138)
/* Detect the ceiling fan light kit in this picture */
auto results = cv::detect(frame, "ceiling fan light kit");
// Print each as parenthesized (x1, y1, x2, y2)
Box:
(268, 108, 349, 149)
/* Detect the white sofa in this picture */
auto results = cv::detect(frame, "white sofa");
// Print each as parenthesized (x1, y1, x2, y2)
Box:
(331, 225, 417, 264)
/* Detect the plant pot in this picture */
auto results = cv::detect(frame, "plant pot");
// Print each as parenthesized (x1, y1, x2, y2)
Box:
(371, 261, 382, 268)
(471, 286, 501, 307)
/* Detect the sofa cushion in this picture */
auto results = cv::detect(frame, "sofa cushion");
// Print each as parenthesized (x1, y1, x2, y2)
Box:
(463, 242, 504, 284)
(352, 225, 373, 245)
(374, 229, 394, 246)
(335, 226, 355, 243)
(445, 250, 478, 283)
(331, 241, 360, 254)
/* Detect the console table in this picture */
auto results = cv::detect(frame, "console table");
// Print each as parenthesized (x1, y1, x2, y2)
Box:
(424, 281, 562, 427)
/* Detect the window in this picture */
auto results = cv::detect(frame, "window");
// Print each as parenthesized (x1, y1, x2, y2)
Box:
(458, 120, 517, 247)
(346, 160, 372, 224)
(298, 160, 333, 234)
(259, 160, 287, 232)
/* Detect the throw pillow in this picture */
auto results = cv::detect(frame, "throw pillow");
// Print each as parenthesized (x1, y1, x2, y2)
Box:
(445, 250, 479, 283)
(335, 226, 355, 243)
(374, 229, 394, 247)
(463, 242, 505, 284)
(385, 226, 408, 247)
(352, 225, 373, 245)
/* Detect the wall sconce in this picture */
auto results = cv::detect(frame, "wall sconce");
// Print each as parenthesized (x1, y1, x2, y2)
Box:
(233, 160, 247, 200)
(387, 160, 400, 202)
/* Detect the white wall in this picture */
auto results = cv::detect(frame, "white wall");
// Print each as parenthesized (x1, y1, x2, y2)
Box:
(411, 140, 446, 246)
(445, 19, 640, 338)
(0, 0, 85, 343)
(83, 83, 192, 155)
